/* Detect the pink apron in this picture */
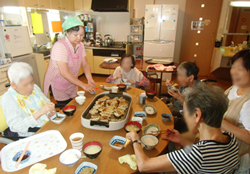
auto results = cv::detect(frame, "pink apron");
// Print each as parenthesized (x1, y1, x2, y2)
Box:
(44, 38, 82, 101)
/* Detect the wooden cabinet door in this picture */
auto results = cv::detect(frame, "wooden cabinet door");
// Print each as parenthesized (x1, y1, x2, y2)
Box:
(83, 0, 92, 11)
(23, 0, 39, 8)
(39, 0, 51, 8)
(74, 0, 83, 11)
(69, 0, 75, 11)
(85, 49, 94, 73)
(51, 0, 62, 10)
(61, 0, 70, 10)
(44, 59, 50, 71)
(179, 0, 223, 76)
(93, 56, 110, 75)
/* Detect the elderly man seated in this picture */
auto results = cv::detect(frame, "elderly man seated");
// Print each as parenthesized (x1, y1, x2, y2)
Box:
(1, 62, 55, 137)
(126, 83, 240, 173)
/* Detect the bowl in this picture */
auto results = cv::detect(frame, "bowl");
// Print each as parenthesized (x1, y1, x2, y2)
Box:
(74, 162, 98, 174)
(77, 91, 85, 96)
(134, 111, 147, 120)
(82, 141, 102, 159)
(122, 82, 131, 89)
(51, 113, 66, 124)
(124, 121, 142, 133)
(168, 85, 179, 93)
(12, 150, 31, 164)
(123, 79, 128, 83)
(90, 91, 96, 94)
(161, 113, 172, 121)
(141, 135, 159, 150)
(109, 135, 127, 150)
(117, 84, 127, 92)
(143, 105, 157, 115)
(59, 149, 81, 167)
(146, 90, 156, 99)
(144, 124, 161, 136)
(131, 117, 143, 126)
(63, 105, 76, 116)
(75, 96, 86, 105)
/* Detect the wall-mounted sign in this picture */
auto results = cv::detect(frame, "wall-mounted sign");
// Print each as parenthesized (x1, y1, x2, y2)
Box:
(191, 21, 204, 30)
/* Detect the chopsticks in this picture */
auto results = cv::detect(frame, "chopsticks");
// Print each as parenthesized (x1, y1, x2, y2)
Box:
(150, 131, 166, 134)
(15, 141, 30, 169)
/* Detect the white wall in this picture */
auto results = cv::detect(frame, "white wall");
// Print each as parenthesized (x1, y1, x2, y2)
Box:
(134, 0, 154, 18)
(76, 12, 130, 42)
(155, 0, 186, 63)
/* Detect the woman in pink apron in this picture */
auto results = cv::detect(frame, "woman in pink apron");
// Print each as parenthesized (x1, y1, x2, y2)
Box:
(44, 16, 96, 106)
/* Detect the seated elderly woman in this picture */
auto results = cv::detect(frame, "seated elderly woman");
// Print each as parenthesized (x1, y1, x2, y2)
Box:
(1, 62, 55, 137)
(126, 83, 239, 173)
(106, 53, 150, 88)
(221, 49, 250, 172)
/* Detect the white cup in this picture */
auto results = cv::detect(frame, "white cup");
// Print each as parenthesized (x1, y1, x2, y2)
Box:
(69, 133, 84, 151)
(77, 91, 85, 96)
(112, 86, 118, 93)
(75, 96, 86, 105)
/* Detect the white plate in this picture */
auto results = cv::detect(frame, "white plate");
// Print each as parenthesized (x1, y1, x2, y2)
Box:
(74, 162, 98, 174)
(104, 58, 118, 63)
(1, 130, 67, 172)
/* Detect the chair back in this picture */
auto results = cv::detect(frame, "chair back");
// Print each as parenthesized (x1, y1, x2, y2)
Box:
(0, 96, 8, 132)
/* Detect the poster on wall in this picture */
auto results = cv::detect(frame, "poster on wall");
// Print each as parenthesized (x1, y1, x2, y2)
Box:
(191, 21, 204, 30)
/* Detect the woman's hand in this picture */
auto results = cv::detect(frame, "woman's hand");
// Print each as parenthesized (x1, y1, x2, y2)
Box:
(128, 79, 136, 85)
(126, 129, 140, 142)
(88, 78, 96, 88)
(81, 83, 96, 92)
(165, 79, 173, 86)
(168, 89, 184, 103)
(40, 103, 55, 115)
(114, 70, 122, 80)
(162, 128, 182, 144)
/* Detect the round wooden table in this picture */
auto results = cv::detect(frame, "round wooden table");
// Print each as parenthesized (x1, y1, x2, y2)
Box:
(1, 82, 174, 174)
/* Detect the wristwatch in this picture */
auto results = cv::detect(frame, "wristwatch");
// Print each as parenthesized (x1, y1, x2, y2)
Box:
(132, 140, 141, 146)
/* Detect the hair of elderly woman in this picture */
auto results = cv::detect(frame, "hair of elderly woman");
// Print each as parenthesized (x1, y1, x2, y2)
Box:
(182, 83, 228, 128)
(8, 62, 33, 85)
(177, 61, 199, 80)
(231, 48, 250, 71)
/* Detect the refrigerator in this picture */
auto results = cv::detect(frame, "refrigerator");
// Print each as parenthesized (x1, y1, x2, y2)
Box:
(0, 26, 33, 58)
(143, 4, 179, 62)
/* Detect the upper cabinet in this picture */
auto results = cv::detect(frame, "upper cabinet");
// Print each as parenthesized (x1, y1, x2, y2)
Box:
(74, 0, 84, 11)
(39, 0, 51, 9)
(69, 0, 75, 11)
(61, 0, 70, 11)
(22, 0, 39, 8)
(83, 0, 92, 12)
(51, 0, 62, 10)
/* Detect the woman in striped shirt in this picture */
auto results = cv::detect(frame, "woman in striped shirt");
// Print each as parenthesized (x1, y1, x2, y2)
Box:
(126, 83, 240, 173)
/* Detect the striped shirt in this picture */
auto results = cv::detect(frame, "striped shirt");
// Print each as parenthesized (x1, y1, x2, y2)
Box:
(167, 132, 240, 174)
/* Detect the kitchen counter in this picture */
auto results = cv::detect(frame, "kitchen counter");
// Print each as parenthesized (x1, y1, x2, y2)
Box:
(85, 46, 126, 51)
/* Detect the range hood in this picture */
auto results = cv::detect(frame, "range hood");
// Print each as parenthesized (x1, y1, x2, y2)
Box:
(91, 0, 128, 12)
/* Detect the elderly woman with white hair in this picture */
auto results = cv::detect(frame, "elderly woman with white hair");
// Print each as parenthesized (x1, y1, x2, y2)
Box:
(1, 62, 55, 137)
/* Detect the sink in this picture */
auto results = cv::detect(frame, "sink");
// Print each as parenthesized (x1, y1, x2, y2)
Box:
(33, 48, 51, 57)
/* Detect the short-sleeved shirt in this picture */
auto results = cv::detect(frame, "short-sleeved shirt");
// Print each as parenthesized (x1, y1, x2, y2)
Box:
(167, 132, 239, 174)
(51, 37, 86, 64)
(227, 86, 250, 131)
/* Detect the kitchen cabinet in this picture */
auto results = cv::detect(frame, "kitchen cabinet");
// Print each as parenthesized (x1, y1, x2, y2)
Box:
(39, 0, 51, 8)
(69, 0, 75, 11)
(61, 0, 70, 11)
(44, 59, 50, 72)
(83, 0, 92, 11)
(78, 66, 84, 76)
(86, 49, 94, 73)
(51, 0, 62, 10)
(93, 56, 110, 75)
(74, 0, 84, 11)
(22, 0, 39, 8)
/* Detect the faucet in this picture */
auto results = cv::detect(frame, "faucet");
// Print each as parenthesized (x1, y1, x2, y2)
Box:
(35, 43, 49, 52)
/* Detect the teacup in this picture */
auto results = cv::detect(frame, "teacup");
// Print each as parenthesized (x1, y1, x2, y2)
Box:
(75, 96, 86, 105)
(69, 132, 84, 151)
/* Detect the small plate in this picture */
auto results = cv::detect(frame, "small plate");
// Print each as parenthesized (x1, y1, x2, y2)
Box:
(109, 135, 127, 150)
(74, 162, 98, 174)
(134, 111, 147, 120)
(104, 58, 118, 63)
(101, 85, 113, 91)
(143, 105, 157, 115)
(50, 113, 66, 124)
(144, 124, 161, 136)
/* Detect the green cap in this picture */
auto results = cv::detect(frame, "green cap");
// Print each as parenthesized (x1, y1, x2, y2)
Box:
(62, 16, 84, 37)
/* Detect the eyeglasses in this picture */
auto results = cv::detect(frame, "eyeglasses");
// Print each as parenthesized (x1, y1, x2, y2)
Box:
(179, 110, 183, 115)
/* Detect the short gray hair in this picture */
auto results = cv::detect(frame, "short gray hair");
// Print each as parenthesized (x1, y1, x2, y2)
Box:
(8, 62, 33, 85)
(182, 83, 228, 128)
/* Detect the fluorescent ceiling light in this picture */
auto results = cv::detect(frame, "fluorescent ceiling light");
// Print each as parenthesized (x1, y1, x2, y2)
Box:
(230, 1, 250, 7)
